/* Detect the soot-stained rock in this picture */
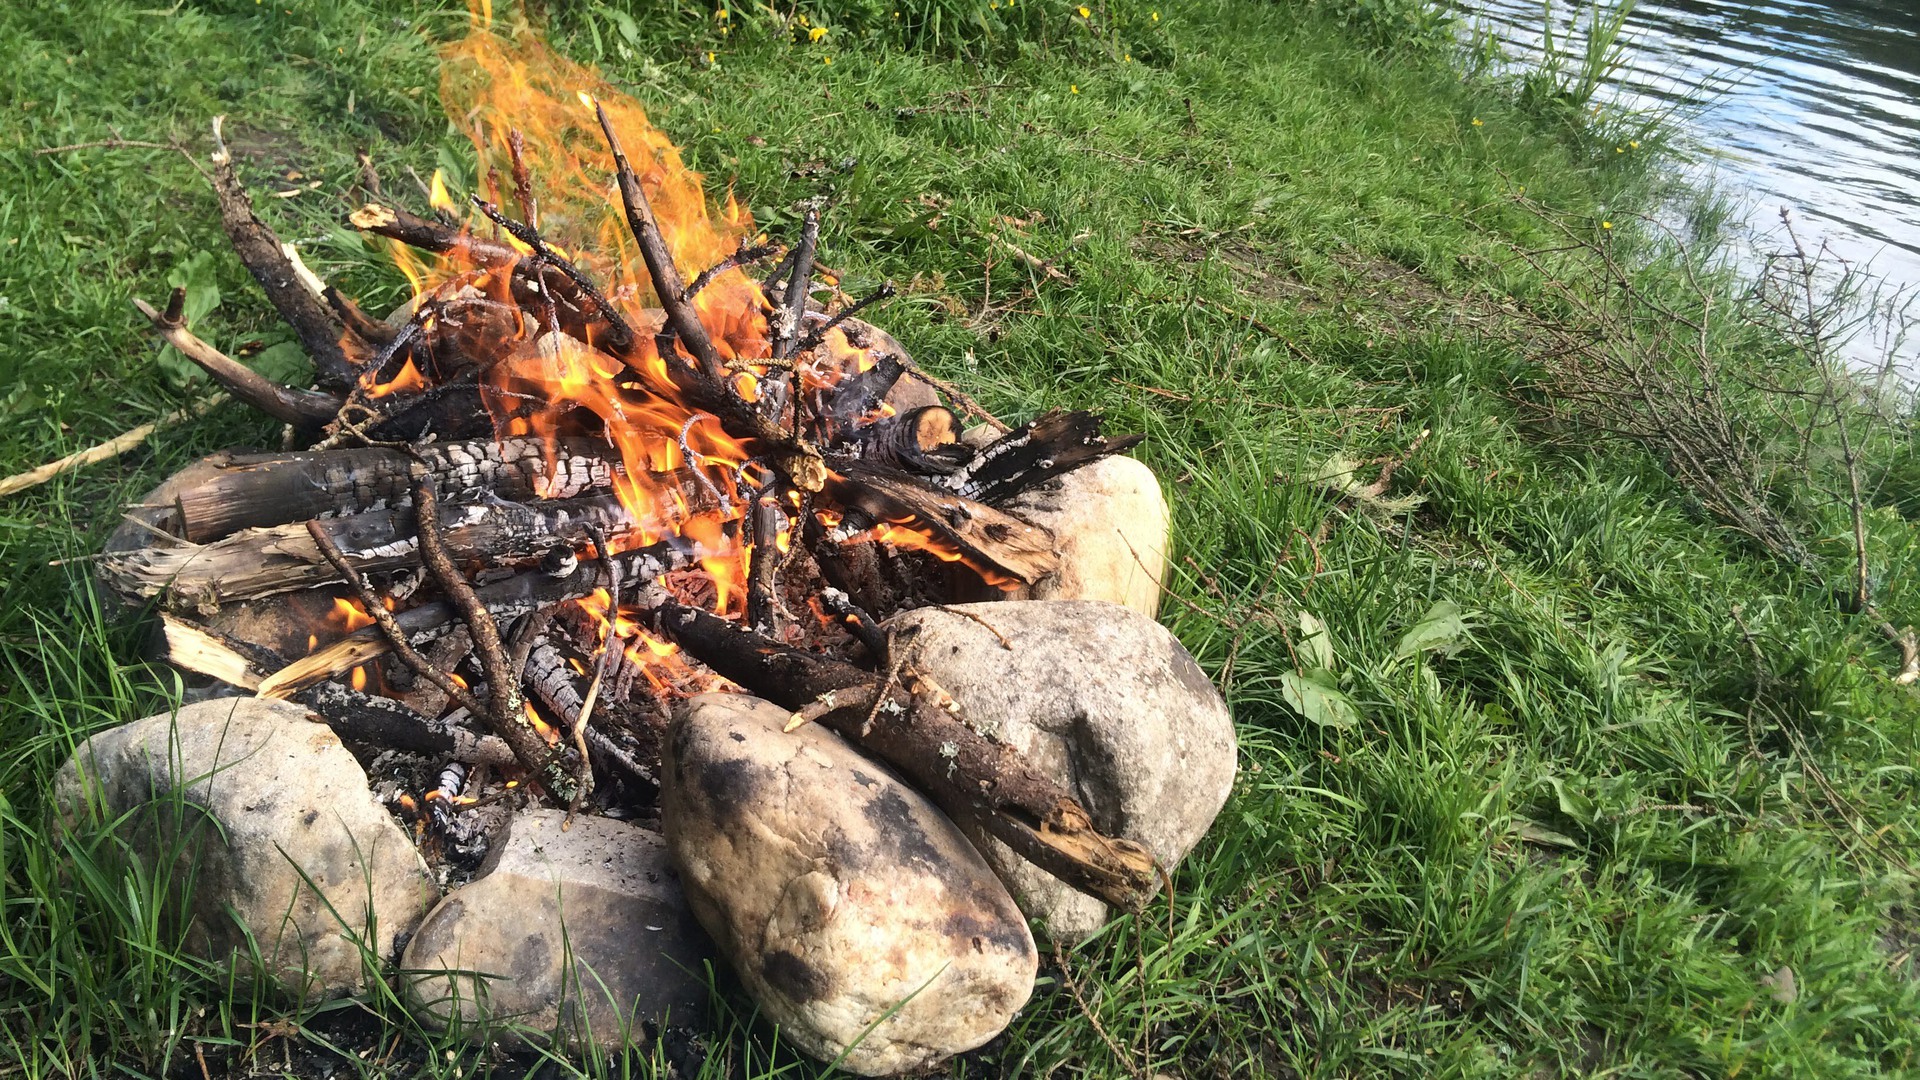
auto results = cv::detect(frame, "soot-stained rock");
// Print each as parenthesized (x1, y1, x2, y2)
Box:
(663, 693, 1037, 1076)
(890, 600, 1237, 942)
(53, 697, 437, 997)
(954, 453, 1169, 617)
(401, 809, 711, 1048)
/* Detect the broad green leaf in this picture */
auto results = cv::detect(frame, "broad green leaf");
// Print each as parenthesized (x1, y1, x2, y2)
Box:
(1298, 611, 1336, 673)
(157, 252, 223, 387)
(248, 342, 313, 386)
(1280, 670, 1359, 729)
(1394, 600, 1469, 659)
(1540, 775, 1595, 825)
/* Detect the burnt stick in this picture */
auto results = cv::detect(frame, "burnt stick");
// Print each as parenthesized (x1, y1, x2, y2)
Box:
(412, 470, 568, 792)
(304, 518, 487, 722)
(323, 286, 400, 348)
(592, 100, 827, 491)
(794, 283, 896, 355)
(207, 118, 353, 387)
(300, 682, 518, 768)
(772, 207, 820, 362)
(593, 100, 723, 384)
(132, 294, 341, 427)
(469, 195, 636, 352)
(684, 240, 779, 302)
(255, 539, 695, 698)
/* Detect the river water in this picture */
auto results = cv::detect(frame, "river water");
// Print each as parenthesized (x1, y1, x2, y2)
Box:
(1453, 0, 1920, 376)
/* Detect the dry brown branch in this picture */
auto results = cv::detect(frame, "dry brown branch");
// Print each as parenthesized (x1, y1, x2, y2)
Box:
(0, 394, 228, 499)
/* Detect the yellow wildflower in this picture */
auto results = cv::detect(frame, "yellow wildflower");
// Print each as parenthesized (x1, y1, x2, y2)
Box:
(706, 50, 716, 63)
(1124, 53, 1131, 61)
(1615, 146, 1624, 153)
(715, 7, 727, 18)
(1629, 140, 1640, 149)
(1070, 84, 1079, 93)
(1471, 117, 1483, 127)
(809, 25, 827, 41)
(1601, 220, 1613, 230)
(1152, 10, 1159, 19)
(823, 55, 833, 65)
(1077, 5, 1090, 17)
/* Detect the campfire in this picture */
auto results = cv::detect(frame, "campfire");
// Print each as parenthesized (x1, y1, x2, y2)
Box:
(85, 12, 1233, 1074)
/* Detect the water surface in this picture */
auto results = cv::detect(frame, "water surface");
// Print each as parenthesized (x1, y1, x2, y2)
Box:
(1455, 0, 1920, 372)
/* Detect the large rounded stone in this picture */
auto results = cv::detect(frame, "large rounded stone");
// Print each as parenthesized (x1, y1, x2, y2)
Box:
(662, 693, 1036, 1076)
(890, 600, 1236, 942)
(953, 453, 1169, 617)
(402, 809, 712, 1048)
(53, 697, 437, 997)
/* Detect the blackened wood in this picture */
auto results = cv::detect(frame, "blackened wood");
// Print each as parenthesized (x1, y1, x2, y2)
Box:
(469, 195, 636, 353)
(822, 459, 1057, 585)
(794, 282, 895, 356)
(172, 436, 617, 543)
(347, 202, 521, 268)
(684, 240, 778, 302)
(412, 472, 563, 791)
(324, 286, 399, 348)
(255, 539, 696, 698)
(943, 409, 1144, 504)
(300, 682, 518, 767)
(646, 598, 1160, 911)
(305, 517, 490, 726)
(592, 102, 827, 492)
(819, 354, 905, 430)
(133, 294, 340, 426)
(208, 122, 352, 387)
(102, 491, 696, 611)
(848, 406, 964, 473)
(593, 102, 722, 383)
(772, 207, 820, 362)
(745, 485, 784, 635)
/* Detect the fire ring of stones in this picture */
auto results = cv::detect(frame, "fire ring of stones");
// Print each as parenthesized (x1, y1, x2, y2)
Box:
(61, 22, 1236, 1075)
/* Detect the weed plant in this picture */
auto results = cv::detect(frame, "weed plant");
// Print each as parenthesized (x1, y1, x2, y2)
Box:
(2, 0, 1917, 1076)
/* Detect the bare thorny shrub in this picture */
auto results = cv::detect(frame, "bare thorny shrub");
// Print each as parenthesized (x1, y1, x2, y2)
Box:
(1500, 197, 1919, 684)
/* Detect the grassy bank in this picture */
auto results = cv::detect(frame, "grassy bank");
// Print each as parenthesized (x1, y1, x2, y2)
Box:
(4, 1, 1918, 1077)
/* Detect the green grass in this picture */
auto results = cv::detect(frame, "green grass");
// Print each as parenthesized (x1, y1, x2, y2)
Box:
(4, 0, 1918, 1076)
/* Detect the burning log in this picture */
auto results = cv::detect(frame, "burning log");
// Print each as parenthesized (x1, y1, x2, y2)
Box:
(101, 490, 714, 612)
(253, 538, 698, 698)
(162, 436, 619, 543)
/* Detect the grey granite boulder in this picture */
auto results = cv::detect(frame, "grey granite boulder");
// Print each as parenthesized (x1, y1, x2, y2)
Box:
(402, 809, 712, 1048)
(890, 600, 1236, 941)
(54, 697, 437, 997)
(663, 693, 1037, 1076)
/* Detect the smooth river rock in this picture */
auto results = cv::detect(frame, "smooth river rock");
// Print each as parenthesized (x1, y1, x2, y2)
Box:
(890, 600, 1236, 941)
(53, 697, 437, 997)
(402, 809, 712, 1048)
(662, 693, 1037, 1076)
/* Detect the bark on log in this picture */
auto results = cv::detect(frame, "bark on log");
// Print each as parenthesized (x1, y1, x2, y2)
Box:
(170, 436, 618, 543)
(210, 119, 352, 387)
(300, 682, 518, 767)
(255, 539, 697, 698)
(644, 597, 1160, 911)
(101, 489, 716, 611)
(822, 459, 1057, 586)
